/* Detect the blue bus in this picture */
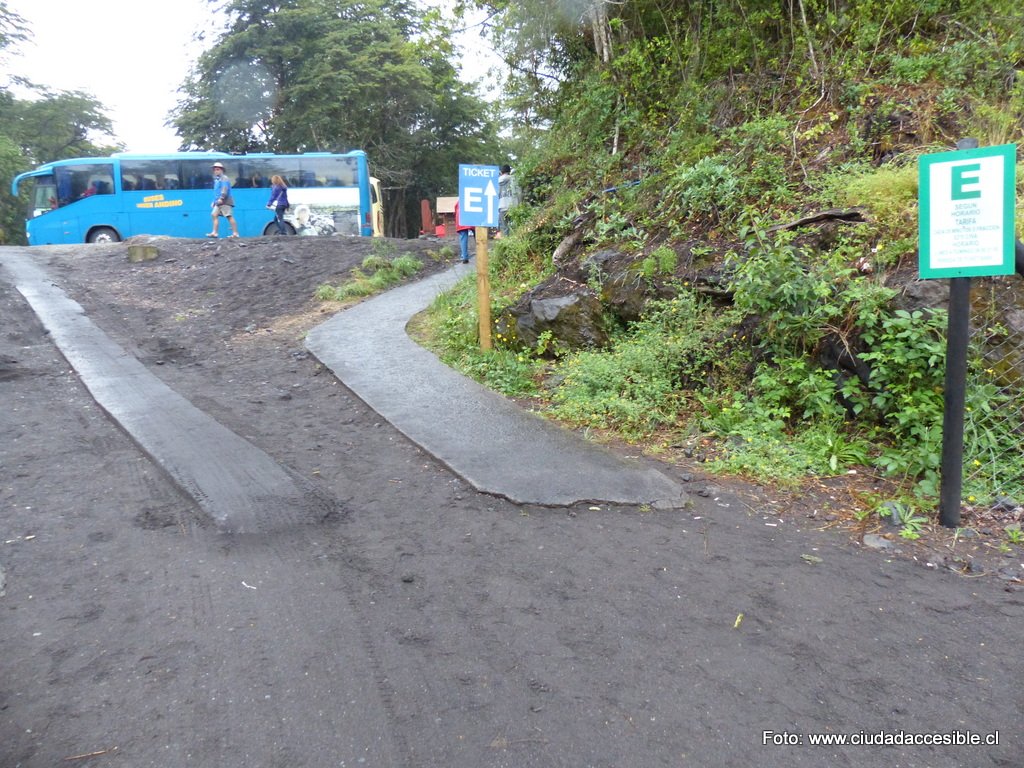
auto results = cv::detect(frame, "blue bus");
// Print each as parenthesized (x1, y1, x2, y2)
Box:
(11, 150, 384, 244)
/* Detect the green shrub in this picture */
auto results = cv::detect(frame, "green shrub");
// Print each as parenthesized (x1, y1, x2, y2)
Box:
(314, 253, 422, 302)
(661, 157, 743, 226)
(833, 161, 920, 238)
(549, 293, 743, 438)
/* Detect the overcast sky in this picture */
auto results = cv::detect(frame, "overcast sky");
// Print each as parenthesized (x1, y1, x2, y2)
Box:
(3, 0, 496, 155)
(4, 0, 209, 152)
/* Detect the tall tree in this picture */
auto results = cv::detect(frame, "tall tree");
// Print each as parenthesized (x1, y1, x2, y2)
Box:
(0, 89, 119, 163)
(172, 0, 502, 236)
(0, 5, 119, 243)
(0, 0, 28, 61)
(0, 90, 119, 244)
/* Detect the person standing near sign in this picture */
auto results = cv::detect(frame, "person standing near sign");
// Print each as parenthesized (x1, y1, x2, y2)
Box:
(454, 200, 472, 263)
(497, 164, 520, 238)
(207, 162, 239, 238)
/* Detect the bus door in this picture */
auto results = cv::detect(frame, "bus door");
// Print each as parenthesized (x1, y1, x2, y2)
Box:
(13, 171, 63, 244)
(20, 164, 119, 244)
(370, 177, 384, 237)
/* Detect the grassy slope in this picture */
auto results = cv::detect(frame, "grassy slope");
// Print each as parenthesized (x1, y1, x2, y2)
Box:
(431, 1, 1024, 528)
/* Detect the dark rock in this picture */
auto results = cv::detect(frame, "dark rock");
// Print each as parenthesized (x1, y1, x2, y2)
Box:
(998, 567, 1023, 582)
(581, 248, 621, 274)
(502, 287, 609, 350)
(879, 501, 904, 529)
(600, 272, 655, 323)
(991, 496, 1020, 513)
(899, 279, 949, 311)
(1004, 309, 1024, 335)
(863, 534, 896, 550)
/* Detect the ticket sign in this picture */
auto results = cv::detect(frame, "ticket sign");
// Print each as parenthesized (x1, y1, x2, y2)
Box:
(919, 144, 1016, 279)
(458, 164, 500, 227)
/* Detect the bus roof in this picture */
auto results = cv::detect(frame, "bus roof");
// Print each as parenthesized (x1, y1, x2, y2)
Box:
(11, 150, 369, 195)
(108, 150, 367, 160)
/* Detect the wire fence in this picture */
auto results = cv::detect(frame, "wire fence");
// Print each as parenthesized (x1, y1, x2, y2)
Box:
(964, 273, 1024, 517)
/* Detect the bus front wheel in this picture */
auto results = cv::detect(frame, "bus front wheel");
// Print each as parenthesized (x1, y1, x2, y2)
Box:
(87, 227, 120, 244)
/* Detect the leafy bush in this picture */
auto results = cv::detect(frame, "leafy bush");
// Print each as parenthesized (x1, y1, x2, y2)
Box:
(661, 156, 743, 227)
(727, 219, 890, 356)
(721, 221, 947, 488)
(549, 293, 743, 438)
(834, 161, 920, 236)
(637, 245, 678, 280)
(725, 115, 794, 206)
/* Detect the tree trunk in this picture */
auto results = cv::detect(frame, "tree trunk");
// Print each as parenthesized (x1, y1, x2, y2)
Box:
(586, 1, 614, 65)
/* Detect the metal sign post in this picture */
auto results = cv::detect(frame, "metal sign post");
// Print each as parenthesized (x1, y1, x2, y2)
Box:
(918, 139, 1017, 527)
(939, 275, 971, 528)
(458, 164, 499, 351)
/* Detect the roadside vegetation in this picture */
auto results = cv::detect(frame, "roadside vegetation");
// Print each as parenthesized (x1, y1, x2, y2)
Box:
(314, 239, 432, 302)
(3, 1, 1022, 539)
(422, 0, 1024, 536)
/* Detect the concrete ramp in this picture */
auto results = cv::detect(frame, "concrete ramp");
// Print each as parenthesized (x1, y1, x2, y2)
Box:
(1, 249, 311, 533)
(306, 265, 687, 508)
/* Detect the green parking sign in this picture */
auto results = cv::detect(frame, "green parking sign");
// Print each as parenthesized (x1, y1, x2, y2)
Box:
(918, 143, 1016, 279)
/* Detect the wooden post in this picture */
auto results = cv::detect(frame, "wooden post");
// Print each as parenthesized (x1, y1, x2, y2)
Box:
(475, 226, 492, 350)
(419, 199, 434, 235)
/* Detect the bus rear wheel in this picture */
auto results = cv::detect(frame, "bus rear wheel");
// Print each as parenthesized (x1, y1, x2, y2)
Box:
(87, 227, 120, 244)
(263, 222, 295, 236)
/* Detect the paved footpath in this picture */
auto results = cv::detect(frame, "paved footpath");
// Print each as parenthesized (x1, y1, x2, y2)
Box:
(4, 250, 683, 517)
(306, 263, 686, 507)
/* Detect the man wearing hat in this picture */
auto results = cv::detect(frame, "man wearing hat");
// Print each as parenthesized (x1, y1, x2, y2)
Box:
(207, 161, 239, 238)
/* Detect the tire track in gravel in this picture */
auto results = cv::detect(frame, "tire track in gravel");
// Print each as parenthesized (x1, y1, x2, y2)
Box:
(1, 249, 316, 535)
(1, 249, 414, 766)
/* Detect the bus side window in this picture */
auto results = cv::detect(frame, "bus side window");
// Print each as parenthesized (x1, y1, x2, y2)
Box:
(56, 171, 73, 204)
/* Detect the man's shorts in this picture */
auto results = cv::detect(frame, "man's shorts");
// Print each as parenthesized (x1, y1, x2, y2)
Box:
(214, 204, 234, 217)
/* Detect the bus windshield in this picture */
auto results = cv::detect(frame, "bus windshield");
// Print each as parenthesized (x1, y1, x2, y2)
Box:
(10, 150, 383, 245)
